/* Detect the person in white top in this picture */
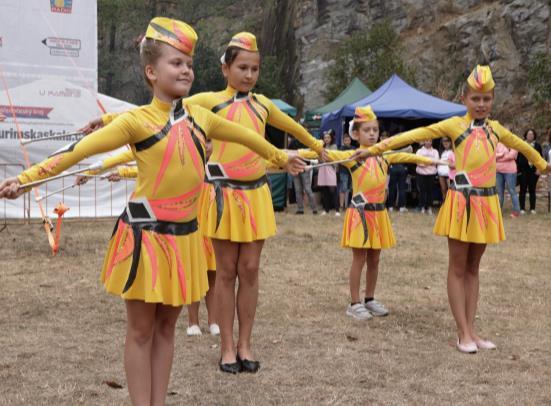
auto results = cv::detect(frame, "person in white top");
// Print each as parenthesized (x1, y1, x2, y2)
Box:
(438, 137, 456, 200)
(416, 140, 440, 214)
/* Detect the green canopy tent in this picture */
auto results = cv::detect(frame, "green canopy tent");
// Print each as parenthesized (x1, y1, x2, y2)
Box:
(271, 98, 297, 117)
(266, 99, 298, 210)
(304, 77, 372, 134)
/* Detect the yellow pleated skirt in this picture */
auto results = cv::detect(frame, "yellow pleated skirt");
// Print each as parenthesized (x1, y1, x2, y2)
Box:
(202, 235, 217, 271)
(198, 182, 276, 242)
(341, 207, 396, 249)
(434, 190, 505, 244)
(101, 218, 209, 306)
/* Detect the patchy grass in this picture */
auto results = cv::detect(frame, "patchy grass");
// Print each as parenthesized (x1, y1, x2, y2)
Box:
(0, 207, 550, 405)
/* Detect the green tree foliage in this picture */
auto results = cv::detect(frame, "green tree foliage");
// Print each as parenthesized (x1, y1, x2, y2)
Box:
(255, 55, 287, 97)
(528, 53, 551, 103)
(190, 40, 225, 95)
(323, 21, 416, 101)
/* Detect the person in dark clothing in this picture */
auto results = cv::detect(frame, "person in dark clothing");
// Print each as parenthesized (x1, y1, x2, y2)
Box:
(338, 134, 354, 210)
(517, 128, 543, 214)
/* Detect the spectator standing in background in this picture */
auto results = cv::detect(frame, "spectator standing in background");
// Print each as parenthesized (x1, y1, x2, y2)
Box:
(438, 137, 455, 201)
(338, 134, 354, 210)
(495, 142, 521, 218)
(517, 129, 542, 214)
(318, 130, 340, 216)
(288, 137, 318, 215)
(416, 140, 439, 214)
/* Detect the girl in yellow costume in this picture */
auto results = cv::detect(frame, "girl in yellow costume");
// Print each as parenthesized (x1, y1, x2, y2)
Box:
(299, 106, 444, 321)
(0, 17, 304, 404)
(97, 145, 221, 337)
(187, 32, 324, 373)
(353, 66, 551, 353)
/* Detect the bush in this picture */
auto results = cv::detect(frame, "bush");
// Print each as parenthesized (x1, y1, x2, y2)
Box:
(323, 20, 416, 101)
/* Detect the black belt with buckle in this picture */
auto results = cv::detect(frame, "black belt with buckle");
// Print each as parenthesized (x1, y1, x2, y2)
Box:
(352, 203, 386, 245)
(450, 184, 497, 224)
(204, 175, 268, 231)
(110, 208, 198, 294)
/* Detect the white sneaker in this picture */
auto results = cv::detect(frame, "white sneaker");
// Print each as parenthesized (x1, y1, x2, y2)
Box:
(421, 208, 426, 214)
(209, 323, 220, 336)
(186, 325, 202, 336)
(530, 210, 537, 214)
(320, 211, 327, 216)
(388, 207, 394, 212)
(335, 211, 341, 216)
(427, 208, 433, 215)
(346, 303, 373, 320)
(399, 207, 408, 213)
(520, 210, 526, 215)
(364, 299, 389, 317)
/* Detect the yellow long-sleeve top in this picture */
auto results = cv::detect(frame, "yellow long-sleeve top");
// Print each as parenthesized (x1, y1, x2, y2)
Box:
(179, 86, 322, 181)
(367, 113, 548, 187)
(300, 147, 433, 203)
(114, 157, 281, 179)
(102, 87, 322, 180)
(82, 149, 135, 176)
(18, 97, 288, 223)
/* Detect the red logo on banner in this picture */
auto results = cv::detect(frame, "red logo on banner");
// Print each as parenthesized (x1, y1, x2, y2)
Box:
(0, 105, 53, 119)
(50, 0, 73, 14)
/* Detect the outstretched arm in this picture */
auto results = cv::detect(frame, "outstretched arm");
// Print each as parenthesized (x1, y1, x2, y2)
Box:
(495, 122, 549, 173)
(353, 118, 456, 160)
(0, 114, 136, 199)
(387, 152, 446, 166)
(264, 97, 324, 154)
(298, 148, 355, 165)
(202, 108, 304, 175)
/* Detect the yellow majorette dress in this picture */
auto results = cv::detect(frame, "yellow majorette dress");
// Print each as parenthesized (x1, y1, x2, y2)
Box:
(300, 147, 433, 249)
(367, 114, 548, 244)
(17, 97, 288, 306)
(186, 87, 323, 242)
(105, 159, 218, 273)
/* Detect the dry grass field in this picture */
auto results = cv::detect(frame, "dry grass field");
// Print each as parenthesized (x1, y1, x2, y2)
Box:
(1, 206, 550, 405)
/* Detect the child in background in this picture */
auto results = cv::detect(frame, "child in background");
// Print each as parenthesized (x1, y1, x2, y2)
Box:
(438, 137, 456, 199)
(299, 106, 446, 320)
(416, 140, 439, 214)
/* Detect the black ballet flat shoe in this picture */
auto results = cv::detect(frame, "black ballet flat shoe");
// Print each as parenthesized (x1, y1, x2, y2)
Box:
(237, 355, 260, 373)
(219, 359, 242, 374)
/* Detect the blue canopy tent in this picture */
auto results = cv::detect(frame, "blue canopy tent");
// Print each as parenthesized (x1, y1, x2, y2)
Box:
(321, 74, 467, 144)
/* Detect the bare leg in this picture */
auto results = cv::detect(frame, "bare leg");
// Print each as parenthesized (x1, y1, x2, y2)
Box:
(236, 240, 264, 361)
(364, 249, 381, 299)
(187, 302, 200, 327)
(150, 304, 183, 406)
(124, 300, 156, 406)
(465, 243, 486, 342)
(439, 176, 448, 201)
(212, 239, 240, 364)
(205, 271, 217, 325)
(447, 238, 474, 344)
(350, 249, 367, 303)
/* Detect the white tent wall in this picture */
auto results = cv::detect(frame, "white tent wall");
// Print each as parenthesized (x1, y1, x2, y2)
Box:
(0, 0, 136, 219)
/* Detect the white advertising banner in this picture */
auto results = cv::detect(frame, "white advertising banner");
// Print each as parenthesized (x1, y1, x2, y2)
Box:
(0, 0, 134, 218)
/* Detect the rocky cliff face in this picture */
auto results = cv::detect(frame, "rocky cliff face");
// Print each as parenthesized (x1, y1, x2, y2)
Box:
(287, 0, 549, 123)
